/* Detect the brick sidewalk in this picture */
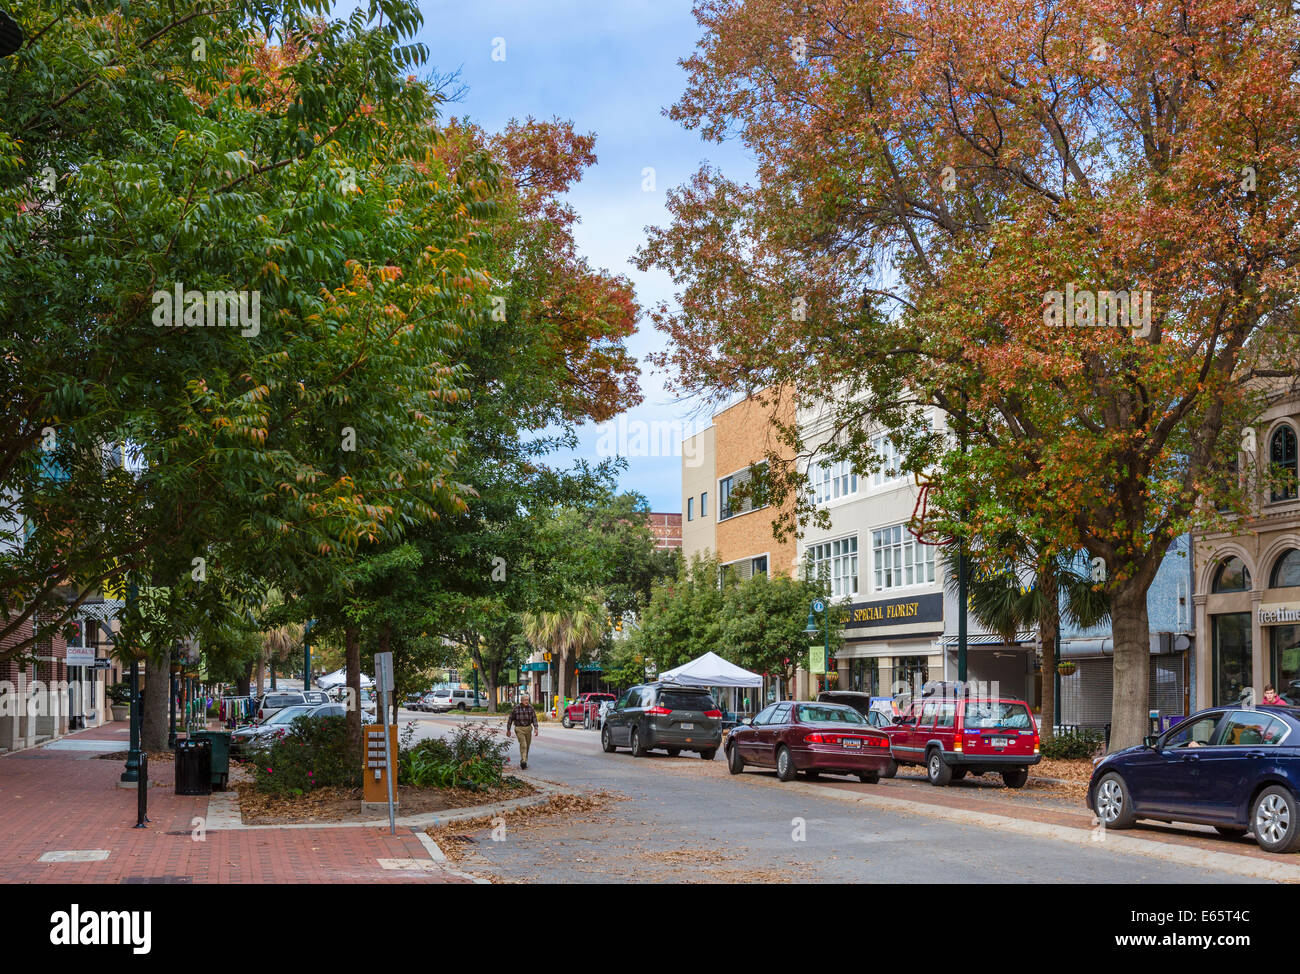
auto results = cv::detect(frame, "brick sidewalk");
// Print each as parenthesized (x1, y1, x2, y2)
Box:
(0, 723, 471, 884)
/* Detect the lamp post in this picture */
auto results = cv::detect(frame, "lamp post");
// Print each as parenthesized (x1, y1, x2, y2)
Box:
(168, 643, 178, 749)
(805, 598, 830, 697)
(302, 619, 315, 691)
(119, 582, 140, 784)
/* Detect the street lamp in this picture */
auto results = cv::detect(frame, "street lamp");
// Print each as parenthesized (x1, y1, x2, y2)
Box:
(805, 598, 830, 696)
(303, 619, 315, 691)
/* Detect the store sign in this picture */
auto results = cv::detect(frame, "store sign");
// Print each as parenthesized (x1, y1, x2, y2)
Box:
(1260, 603, 1300, 626)
(844, 592, 943, 631)
(66, 647, 96, 668)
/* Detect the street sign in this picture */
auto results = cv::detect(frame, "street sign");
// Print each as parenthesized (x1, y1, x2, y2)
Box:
(374, 652, 394, 693)
(66, 647, 95, 668)
(813, 599, 826, 614)
(93, 658, 113, 670)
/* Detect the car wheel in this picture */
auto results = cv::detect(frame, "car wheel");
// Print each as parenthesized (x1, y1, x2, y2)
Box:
(601, 726, 616, 753)
(630, 727, 647, 758)
(1094, 771, 1137, 829)
(726, 743, 745, 775)
(1252, 786, 1300, 853)
(561, 715, 572, 729)
(776, 746, 797, 782)
(666, 747, 681, 757)
(457, 703, 466, 711)
(700, 748, 717, 760)
(1214, 825, 1248, 838)
(882, 759, 898, 779)
(859, 771, 880, 784)
(1001, 768, 1029, 789)
(926, 749, 953, 786)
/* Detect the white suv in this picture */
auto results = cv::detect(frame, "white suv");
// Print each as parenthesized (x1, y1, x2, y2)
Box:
(428, 687, 489, 712)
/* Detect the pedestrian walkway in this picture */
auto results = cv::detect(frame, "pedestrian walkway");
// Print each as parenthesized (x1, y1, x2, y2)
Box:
(0, 723, 472, 884)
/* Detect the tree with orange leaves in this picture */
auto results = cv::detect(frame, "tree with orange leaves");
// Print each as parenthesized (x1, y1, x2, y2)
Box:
(639, 0, 1300, 748)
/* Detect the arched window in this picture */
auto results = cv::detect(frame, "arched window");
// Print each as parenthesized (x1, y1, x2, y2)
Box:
(1272, 549, 1300, 589)
(1272, 425, 1299, 502)
(1213, 556, 1253, 593)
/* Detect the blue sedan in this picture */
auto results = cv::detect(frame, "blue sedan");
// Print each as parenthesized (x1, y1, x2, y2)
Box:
(1088, 705, 1300, 853)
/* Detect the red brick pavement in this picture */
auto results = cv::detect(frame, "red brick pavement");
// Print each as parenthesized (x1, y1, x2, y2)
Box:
(0, 723, 470, 884)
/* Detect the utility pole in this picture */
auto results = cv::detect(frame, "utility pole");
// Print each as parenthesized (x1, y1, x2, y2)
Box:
(303, 620, 315, 691)
(957, 390, 969, 684)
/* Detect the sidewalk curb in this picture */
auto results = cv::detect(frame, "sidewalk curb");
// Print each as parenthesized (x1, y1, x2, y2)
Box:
(775, 777, 1300, 882)
(205, 777, 575, 832)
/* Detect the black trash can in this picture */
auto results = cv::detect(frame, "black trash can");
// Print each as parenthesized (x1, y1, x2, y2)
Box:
(175, 739, 212, 796)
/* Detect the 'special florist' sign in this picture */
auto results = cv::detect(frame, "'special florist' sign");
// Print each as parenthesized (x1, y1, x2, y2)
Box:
(844, 592, 943, 631)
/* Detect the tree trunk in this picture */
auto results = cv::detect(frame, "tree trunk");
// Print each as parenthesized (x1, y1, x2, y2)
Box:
(235, 659, 252, 697)
(1037, 571, 1059, 742)
(140, 654, 170, 752)
(345, 625, 361, 767)
(1109, 579, 1152, 752)
(255, 651, 263, 695)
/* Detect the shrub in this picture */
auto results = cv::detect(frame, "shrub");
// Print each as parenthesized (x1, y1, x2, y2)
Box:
(1040, 729, 1103, 760)
(397, 721, 512, 792)
(250, 715, 360, 795)
(107, 683, 133, 706)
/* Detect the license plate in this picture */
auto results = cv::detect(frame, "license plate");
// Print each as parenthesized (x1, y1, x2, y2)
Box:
(990, 737, 1009, 747)
(842, 739, 862, 749)
(680, 723, 694, 730)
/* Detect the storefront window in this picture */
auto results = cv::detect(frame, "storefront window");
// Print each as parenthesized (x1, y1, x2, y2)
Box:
(1273, 625, 1300, 703)
(1213, 612, 1252, 706)
(892, 655, 929, 696)
(848, 657, 879, 694)
(1271, 425, 1298, 503)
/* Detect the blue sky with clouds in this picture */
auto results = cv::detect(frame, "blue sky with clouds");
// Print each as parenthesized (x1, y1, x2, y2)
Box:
(417, 1, 754, 512)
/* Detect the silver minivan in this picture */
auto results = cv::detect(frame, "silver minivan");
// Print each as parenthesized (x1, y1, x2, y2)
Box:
(428, 687, 488, 712)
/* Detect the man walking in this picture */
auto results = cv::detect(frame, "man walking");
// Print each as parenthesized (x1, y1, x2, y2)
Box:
(506, 694, 539, 769)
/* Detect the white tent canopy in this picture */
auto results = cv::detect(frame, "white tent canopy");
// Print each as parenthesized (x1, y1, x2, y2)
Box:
(658, 651, 762, 688)
(317, 667, 374, 689)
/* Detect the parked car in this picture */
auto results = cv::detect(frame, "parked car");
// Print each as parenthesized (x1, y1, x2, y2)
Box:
(1088, 705, 1300, 853)
(601, 682, 722, 759)
(816, 690, 894, 727)
(255, 691, 308, 722)
(427, 687, 489, 712)
(233, 702, 345, 753)
(562, 692, 616, 728)
(883, 691, 1040, 787)
(726, 700, 892, 782)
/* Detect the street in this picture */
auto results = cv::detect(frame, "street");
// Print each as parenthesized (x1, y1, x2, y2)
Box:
(405, 712, 1265, 884)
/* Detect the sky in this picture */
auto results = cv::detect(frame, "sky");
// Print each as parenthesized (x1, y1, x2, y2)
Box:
(418, 0, 755, 513)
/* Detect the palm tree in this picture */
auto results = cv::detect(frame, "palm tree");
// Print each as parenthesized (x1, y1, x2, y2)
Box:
(945, 534, 1109, 740)
(523, 595, 609, 702)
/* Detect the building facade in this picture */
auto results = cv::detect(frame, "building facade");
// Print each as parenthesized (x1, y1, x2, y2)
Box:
(1194, 389, 1300, 709)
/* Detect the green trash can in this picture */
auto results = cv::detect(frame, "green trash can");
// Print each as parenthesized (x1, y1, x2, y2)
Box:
(190, 730, 232, 790)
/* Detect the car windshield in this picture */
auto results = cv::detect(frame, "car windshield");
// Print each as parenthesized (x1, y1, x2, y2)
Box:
(963, 701, 1033, 729)
(659, 691, 715, 711)
(797, 705, 866, 724)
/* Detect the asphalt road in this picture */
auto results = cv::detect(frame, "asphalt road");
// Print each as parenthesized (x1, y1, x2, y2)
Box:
(400, 711, 1262, 884)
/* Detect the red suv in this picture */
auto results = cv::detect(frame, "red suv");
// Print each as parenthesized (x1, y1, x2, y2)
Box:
(884, 692, 1040, 788)
(562, 692, 615, 729)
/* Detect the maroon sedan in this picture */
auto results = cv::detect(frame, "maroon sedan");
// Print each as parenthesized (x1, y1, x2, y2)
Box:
(725, 701, 892, 783)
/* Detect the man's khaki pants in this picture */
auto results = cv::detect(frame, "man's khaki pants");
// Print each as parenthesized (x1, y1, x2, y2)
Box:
(515, 725, 533, 764)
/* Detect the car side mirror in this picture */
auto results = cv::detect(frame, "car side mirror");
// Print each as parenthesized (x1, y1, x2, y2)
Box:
(741, 717, 752, 725)
(1144, 735, 1159, 748)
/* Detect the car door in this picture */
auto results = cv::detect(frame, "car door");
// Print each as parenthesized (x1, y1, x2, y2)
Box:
(1194, 710, 1289, 823)
(757, 703, 792, 764)
(736, 705, 776, 761)
(618, 688, 642, 745)
(1132, 711, 1226, 815)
